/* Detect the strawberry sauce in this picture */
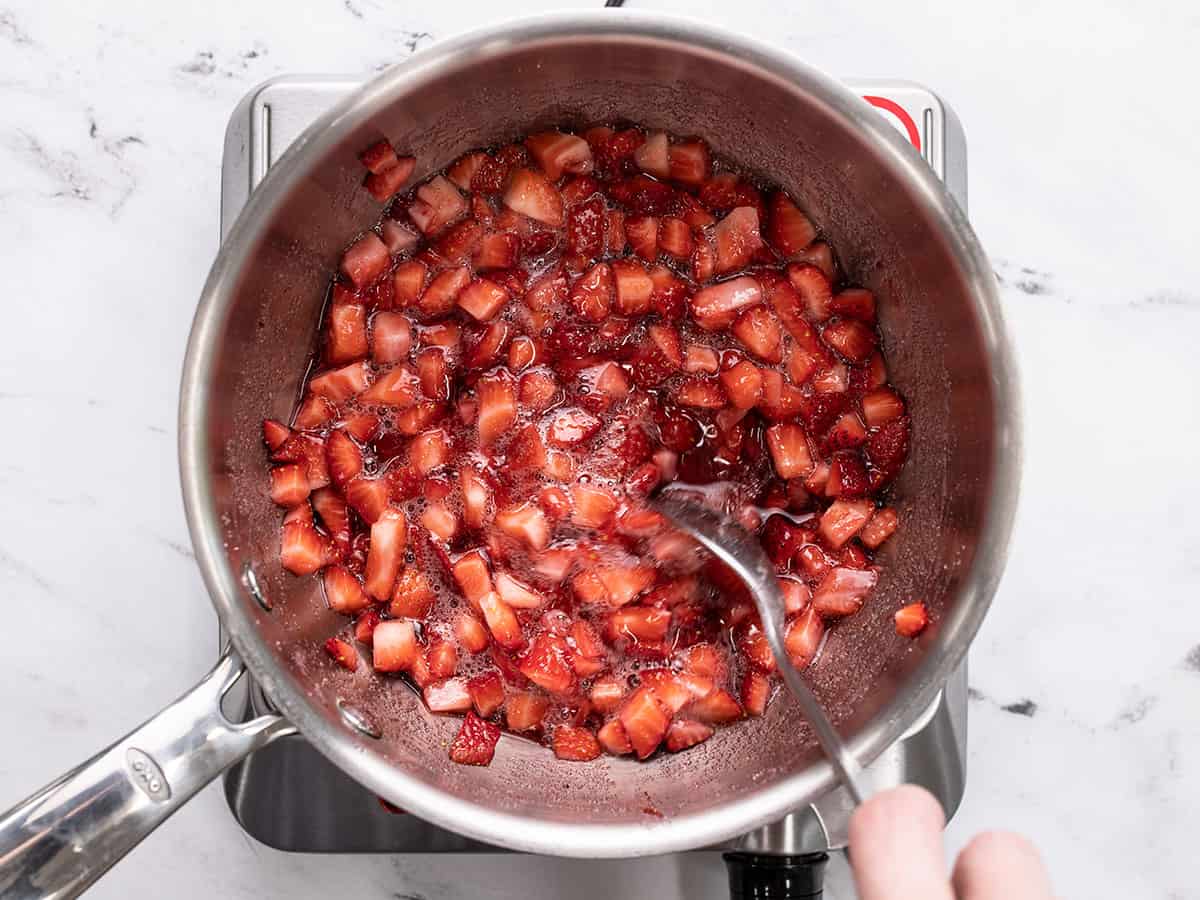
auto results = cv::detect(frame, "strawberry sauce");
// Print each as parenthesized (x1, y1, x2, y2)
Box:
(263, 126, 914, 766)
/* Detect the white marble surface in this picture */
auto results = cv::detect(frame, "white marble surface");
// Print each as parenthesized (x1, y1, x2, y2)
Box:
(2, 1, 1198, 897)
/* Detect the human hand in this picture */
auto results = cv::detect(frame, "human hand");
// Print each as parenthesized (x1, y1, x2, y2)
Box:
(848, 785, 1054, 899)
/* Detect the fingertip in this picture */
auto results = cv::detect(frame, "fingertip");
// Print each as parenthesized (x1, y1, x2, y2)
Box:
(953, 830, 1054, 898)
(849, 784, 946, 844)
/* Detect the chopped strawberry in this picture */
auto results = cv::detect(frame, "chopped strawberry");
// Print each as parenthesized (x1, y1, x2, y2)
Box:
(364, 157, 416, 201)
(473, 230, 520, 271)
(426, 638, 458, 680)
(408, 176, 467, 236)
(262, 419, 292, 452)
(507, 336, 538, 372)
(765, 423, 814, 479)
(364, 507, 407, 600)
(455, 613, 490, 653)
(392, 259, 429, 307)
(487, 573, 540, 613)
(270, 464, 311, 507)
(359, 140, 399, 174)
(354, 609, 381, 644)
(292, 393, 335, 430)
(784, 607, 824, 668)
(687, 688, 742, 724)
(447, 150, 488, 190)
(894, 602, 930, 637)
(691, 276, 762, 330)
(718, 359, 763, 410)
(327, 303, 368, 365)
(421, 503, 458, 542)
(324, 637, 359, 671)
(609, 174, 676, 216)
(526, 131, 594, 180)
(739, 624, 777, 673)
(569, 262, 614, 322)
(653, 217, 692, 261)
(323, 564, 372, 614)
(467, 670, 506, 717)
(504, 691, 549, 732)
(280, 513, 330, 576)
(817, 498, 874, 550)
(343, 477, 390, 523)
(451, 551, 493, 608)
(311, 486, 351, 557)
(518, 369, 560, 412)
(465, 320, 513, 371)
(546, 408, 601, 448)
(680, 345, 718, 376)
(503, 168, 564, 227)
(309, 361, 370, 404)
(569, 484, 618, 529)
(608, 258, 653, 315)
(633, 131, 670, 178)
(812, 566, 879, 617)
(372, 619, 418, 672)
(565, 195, 606, 261)
(596, 565, 655, 607)
(434, 218, 483, 263)
(786, 263, 834, 321)
(597, 719, 633, 755)
(418, 265, 472, 316)
(699, 174, 763, 216)
(668, 140, 710, 186)
(323, 430, 361, 487)
(518, 633, 575, 694)
(625, 215, 659, 261)
(553, 724, 602, 761)
(822, 319, 877, 363)
(340, 412, 380, 444)
(665, 719, 714, 752)
(475, 591, 521, 650)
(457, 467, 491, 530)
(731, 305, 783, 363)
(449, 710, 501, 765)
(824, 411, 868, 453)
(457, 278, 510, 322)
(675, 378, 727, 409)
(864, 416, 911, 488)
(859, 507, 899, 549)
(494, 502, 551, 551)
(766, 192, 817, 258)
(475, 372, 517, 446)
(587, 676, 626, 716)
(360, 365, 418, 407)
(861, 387, 905, 427)
(620, 688, 670, 759)
(741, 671, 771, 716)
(826, 450, 870, 499)
(506, 423, 547, 472)
(830, 287, 876, 323)
(714, 207, 763, 275)
(380, 219, 420, 256)
(425, 677, 473, 713)
(604, 607, 671, 643)
(340, 232, 390, 289)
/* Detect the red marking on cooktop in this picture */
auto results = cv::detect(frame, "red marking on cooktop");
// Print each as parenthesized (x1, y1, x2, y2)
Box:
(863, 95, 921, 152)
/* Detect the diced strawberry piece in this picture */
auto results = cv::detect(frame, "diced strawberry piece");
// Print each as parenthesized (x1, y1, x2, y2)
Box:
(713, 207, 764, 275)
(292, 393, 336, 430)
(732, 308, 784, 367)
(421, 502, 458, 543)
(412, 348, 447, 401)
(827, 450, 870, 498)
(473, 230, 520, 271)
(536, 486, 571, 521)
(609, 174, 676, 215)
(518, 369, 560, 412)
(310, 487, 350, 559)
(687, 688, 742, 724)
(327, 303, 368, 365)
(604, 607, 671, 643)
(395, 401, 446, 437)
(408, 176, 467, 236)
(864, 416, 911, 488)
(506, 335, 537, 372)
(741, 671, 771, 716)
(503, 168, 564, 227)
(353, 609, 381, 644)
(678, 345, 717, 377)
(895, 602, 930, 638)
(425, 677, 473, 713)
(372, 619, 418, 672)
(585, 677, 625, 716)
(633, 131, 670, 178)
(564, 195, 606, 261)
(569, 262, 614, 322)
(451, 551, 494, 607)
(812, 566, 879, 617)
(359, 140, 399, 174)
(597, 719, 633, 755)
(269, 464, 311, 507)
(691, 276, 762, 330)
(365, 157, 416, 201)
(364, 507, 407, 600)
(620, 688, 670, 759)
(553, 724, 602, 761)
(360, 365, 418, 407)
(699, 173, 761, 214)
(518, 633, 575, 695)
(449, 710, 501, 765)
(465, 321, 513, 372)
(494, 502, 550, 551)
(679, 642, 726, 681)
(456, 467, 490, 530)
(409, 651, 433, 688)
(841, 543, 870, 569)
(715, 359, 761, 410)
(466, 670, 506, 717)
(340, 412, 380, 444)
(766, 423, 814, 479)
(596, 565, 656, 607)
(434, 218, 483, 264)
(323, 564, 371, 614)
(455, 613, 490, 653)
(338, 477, 384, 524)
(380, 219, 420, 256)
(608, 258, 653, 315)
(322, 430, 360, 487)
(418, 265, 472, 316)
(324, 637, 359, 671)
(859, 507, 899, 549)
(625, 215, 659, 261)
(505, 691, 549, 732)
(475, 591, 521, 650)
(568, 484, 617, 529)
(506, 423, 547, 472)
(784, 607, 824, 668)
(829, 287, 876, 323)
(426, 638, 458, 680)
(262, 419, 292, 452)
(667, 139, 710, 186)
(280, 514, 330, 576)
(665, 719, 714, 752)
(675, 378, 727, 409)
(787, 263, 834, 321)
(817, 498, 874, 550)
(448, 150, 488, 190)
(392, 259, 428, 307)
(489, 572, 541, 610)
(475, 372, 516, 446)
(309, 361, 370, 404)
(739, 624, 777, 673)
(653, 217, 691, 261)
(560, 174, 602, 207)
(340, 232, 390, 289)
(822, 319, 877, 364)
(861, 387, 905, 427)
(766, 192, 817, 258)
(547, 407, 601, 448)
(825, 411, 868, 452)
(525, 131, 594, 180)
(457, 278, 510, 322)
(796, 542, 834, 580)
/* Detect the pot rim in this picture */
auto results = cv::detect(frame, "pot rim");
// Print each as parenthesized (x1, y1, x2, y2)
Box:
(179, 8, 1020, 857)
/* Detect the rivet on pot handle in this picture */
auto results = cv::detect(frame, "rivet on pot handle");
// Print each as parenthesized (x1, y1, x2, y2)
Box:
(0, 648, 294, 900)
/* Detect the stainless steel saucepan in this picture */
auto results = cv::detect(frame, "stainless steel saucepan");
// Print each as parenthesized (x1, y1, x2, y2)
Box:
(0, 11, 1019, 898)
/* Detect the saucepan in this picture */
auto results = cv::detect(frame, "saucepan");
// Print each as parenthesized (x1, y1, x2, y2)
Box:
(0, 11, 1019, 898)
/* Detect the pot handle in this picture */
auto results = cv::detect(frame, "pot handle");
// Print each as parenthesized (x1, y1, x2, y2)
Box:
(0, 648, 294, 900)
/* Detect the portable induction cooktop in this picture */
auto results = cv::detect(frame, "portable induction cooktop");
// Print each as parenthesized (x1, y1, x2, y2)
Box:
(217, 75, 970, 869)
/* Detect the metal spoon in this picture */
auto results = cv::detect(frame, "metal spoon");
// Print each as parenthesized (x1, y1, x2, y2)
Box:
(651, 494, 869, 806)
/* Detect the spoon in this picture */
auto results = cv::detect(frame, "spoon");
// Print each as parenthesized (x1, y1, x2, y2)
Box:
(651, 493, 869, 806)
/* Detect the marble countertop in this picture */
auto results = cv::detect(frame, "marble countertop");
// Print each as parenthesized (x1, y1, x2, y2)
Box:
(1, 0, 1196, 897)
